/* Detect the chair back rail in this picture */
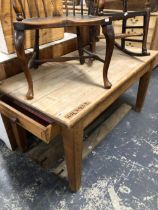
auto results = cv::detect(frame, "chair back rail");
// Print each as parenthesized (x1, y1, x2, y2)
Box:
(62, 0, 96, 16)
(12, 0, 64, 20)
(12, 0, 157, 21)
(101, 0, 158, 12)
(12, 0, 105, 21)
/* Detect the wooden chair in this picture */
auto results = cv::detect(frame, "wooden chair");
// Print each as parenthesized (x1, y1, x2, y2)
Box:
(101, 0, 158, 12)
(95, 0, 151, 56)
(12, 0, 116, 100)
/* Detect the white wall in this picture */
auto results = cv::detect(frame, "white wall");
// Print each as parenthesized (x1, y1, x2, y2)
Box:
(0, 114, 12, 150)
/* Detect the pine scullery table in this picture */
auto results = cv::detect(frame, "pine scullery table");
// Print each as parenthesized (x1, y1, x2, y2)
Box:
(0, 41, 157, 191)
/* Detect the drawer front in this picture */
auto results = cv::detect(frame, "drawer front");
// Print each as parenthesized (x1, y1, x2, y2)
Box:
(0, 101, 60, 143)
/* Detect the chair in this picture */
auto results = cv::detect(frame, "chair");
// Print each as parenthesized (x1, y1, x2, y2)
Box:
(95, 0, 151, 56)
(12, 0, 116, 100)
(99, 0, 158, 12)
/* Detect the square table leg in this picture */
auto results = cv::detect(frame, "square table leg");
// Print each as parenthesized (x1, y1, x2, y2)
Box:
(135, 70, 152, 112)
(62, 122, 83, 192)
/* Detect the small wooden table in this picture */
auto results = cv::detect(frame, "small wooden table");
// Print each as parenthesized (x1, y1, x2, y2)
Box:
(0, 41, 157, 191)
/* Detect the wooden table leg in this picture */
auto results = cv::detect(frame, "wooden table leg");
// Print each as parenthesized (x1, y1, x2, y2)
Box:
(62, 123, 83, 192)
(135, 70, 152, 112)
(101, 22, 115, 89)
(14, 30, 34, 100)
(10, 121, 28, 152)
(77, 27, 85, 65)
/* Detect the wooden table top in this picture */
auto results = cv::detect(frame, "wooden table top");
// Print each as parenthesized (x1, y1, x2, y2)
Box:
(0, 41, 157, 127)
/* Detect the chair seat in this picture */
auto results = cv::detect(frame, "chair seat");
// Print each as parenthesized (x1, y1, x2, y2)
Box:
(14, 15, 110, 29)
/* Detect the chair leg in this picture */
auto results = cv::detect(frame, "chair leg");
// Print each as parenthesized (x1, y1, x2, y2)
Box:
(87, 26, 97, 65)
(28, 29, 40, 69)
(14, 30, 34, 100)
(142, 8, 150, 54)
(89, 26, 96, 53)
(101, 23, 115, 89)
(77, 27, 85, 65)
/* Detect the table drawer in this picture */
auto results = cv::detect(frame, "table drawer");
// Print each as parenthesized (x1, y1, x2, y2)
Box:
(0, 99, 60, 143)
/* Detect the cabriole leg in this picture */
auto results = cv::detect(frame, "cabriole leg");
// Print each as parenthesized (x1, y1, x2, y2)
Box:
(14, 30, 34, 100)
(101, 23, 115, 89)
(28, 29, 40, 69)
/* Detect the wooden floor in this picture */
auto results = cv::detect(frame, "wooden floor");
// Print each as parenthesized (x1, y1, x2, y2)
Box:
(0, 40, 157, 127)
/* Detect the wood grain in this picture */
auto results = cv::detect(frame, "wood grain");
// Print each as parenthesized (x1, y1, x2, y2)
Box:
(62, 122, 83, 191)
(114, 12, 158, 51)
(0, 33, 77, 80)
(0, 101, 60, 142)
(103, 0, 158, 12)
(0, 0, 64, 54)
(0, 41, 157, 128)
(0, 40, 157, 191)
(52, 103, 131, 179)
(135, 69, 152, 112)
